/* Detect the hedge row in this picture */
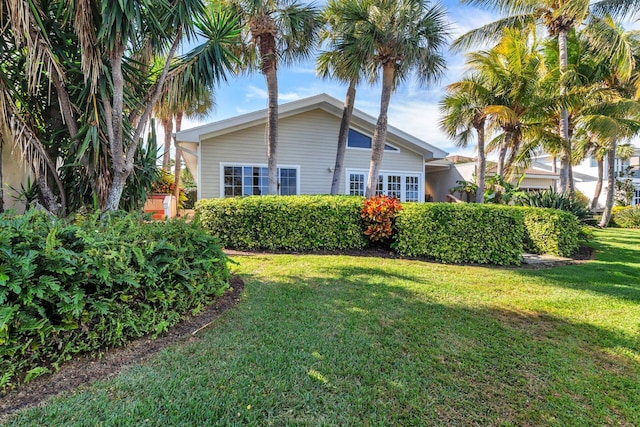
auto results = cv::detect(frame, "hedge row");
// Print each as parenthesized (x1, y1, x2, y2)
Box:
(520, 207, 580, 256)
(394, 203, 524, 265)
(0, 211, 229, 389)
(196, 195, 368, 251)
(196, 196, 581, 264)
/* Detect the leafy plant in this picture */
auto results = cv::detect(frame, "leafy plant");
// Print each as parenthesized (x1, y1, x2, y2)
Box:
(0, 210, 229, 390)
(7, 177, 38, 211)
(484, 175, 527, 205)
(150, 170, 188, 209)
(361, 196, 403, 243)
(450, 179, 477, 202)
(518, 187, 595, 225)
(611, 205, 640, 228)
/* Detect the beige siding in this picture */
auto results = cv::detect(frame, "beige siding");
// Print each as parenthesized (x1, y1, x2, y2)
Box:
(2, 143, 31, 213)
(520, 177, 556, 189)
(199, 109, 425, 198)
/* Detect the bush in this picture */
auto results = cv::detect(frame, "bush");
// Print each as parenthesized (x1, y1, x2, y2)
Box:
(394, 203, 525, 265)
(196, 195, 368, 251)
(519, 188, 595, 225)
(362, 196, 402, 243)
(611, 205, 640, 228)
(0, 210, 229, 390)
(519, 207, 580, 256)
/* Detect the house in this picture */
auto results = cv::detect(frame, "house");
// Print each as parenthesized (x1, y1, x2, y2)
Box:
(533, 148, 640, 207)
(1, 142, 31, 213)
(424, 156, 559, 202)
(175, 93, 449, 202)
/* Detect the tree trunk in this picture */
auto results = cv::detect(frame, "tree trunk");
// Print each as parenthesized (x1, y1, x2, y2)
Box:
(36, 174, 58, 215)
(331, 80, 356, 195)
(558, 28, 571, 193)
(264, 63, 278, 195)
(502, 135, 520, 179)
(475, 121, 486, 204)
(173, 112, 183, 216)
(0, 140, 3, 213)
(496, 132, 510, 178)
(591, 158, 603, 210)
(599, 140, 617, 227)
(366, 63, 394, 198)
(162, 117, 173, 171)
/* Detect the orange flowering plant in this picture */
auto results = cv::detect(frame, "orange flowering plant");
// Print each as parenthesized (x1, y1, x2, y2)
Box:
(361, 195, 403, 243)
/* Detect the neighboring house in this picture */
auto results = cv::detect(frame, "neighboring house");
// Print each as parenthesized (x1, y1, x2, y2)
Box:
(425, 156, 559, 202)
(175, 94, 448, 202)
(533, 148, 640, 207)
(1, 142, 31, 213)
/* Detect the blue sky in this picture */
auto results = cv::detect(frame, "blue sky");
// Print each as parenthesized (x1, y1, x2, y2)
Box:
(172, 1, 639, 157)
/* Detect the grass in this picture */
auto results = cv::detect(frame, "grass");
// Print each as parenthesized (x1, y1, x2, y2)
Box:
(3, 229, 640, 426)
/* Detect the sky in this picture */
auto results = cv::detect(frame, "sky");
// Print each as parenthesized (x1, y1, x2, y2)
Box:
(169, 1, 640, 158)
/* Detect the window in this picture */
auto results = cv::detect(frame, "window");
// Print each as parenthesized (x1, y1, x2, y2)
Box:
(223, 165, 298, 197)
(348, 170, 421, 202)
(634, 188, 640, 206)
(347, 129, 399, 152)
(589, 156, 597, 168)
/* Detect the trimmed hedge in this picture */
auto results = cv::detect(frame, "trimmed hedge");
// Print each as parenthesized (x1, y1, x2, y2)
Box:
(196, 195, 368, 251)
(394, 203, 525, 265)
(520, 207, 581, 256)
(0, 211, 229, 389)
(611, 206, 640, 228)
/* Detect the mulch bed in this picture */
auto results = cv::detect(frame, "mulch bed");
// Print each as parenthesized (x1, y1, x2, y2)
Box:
(0, 275, 244, 420)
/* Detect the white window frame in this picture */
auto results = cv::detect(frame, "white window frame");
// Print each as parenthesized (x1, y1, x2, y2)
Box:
(633, 187, 640, 206)
(219, 163, 300, 197)
(345, 128, 400, 153)
(344, 169, 423, 202)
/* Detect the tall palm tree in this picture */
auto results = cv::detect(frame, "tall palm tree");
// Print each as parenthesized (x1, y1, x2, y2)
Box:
(453, 0, 640, 193)
(329, 0, 449, 197)
(226, 0, 320, 194)
(465, 28, 543, 179)
(440, 74, 494, 203)
(317, 0, 373, 195)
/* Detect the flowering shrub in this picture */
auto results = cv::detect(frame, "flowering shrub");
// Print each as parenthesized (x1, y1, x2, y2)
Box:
(361, 195, 403, 242)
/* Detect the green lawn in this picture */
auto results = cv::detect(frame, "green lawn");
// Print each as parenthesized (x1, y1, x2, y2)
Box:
(4, 229, 640, 426)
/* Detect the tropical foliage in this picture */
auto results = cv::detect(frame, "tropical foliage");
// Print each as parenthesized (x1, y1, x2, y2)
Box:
(0, 210, 229, 390)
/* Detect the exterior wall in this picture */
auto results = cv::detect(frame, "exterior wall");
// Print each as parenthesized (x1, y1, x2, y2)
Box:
(2, 143, 31, 213)
(425, 163, 472, 202)
(520, 177, 556, 190)
(199, 109, 425, 199)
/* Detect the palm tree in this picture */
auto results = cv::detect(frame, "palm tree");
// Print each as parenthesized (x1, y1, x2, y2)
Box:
(317, 0, 373, 195)
(453, 0, 640, 193)
(440, 74, 493, 203)
(226, 0, 320, 194)
(329, 0, 449, 197)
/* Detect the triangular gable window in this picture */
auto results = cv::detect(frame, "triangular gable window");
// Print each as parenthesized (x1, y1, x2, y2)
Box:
(347, 129, 398, 151)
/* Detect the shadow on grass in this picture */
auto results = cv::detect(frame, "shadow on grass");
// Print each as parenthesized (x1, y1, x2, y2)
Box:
(232, 266, 640, 425)
(513, 231, 640, 303)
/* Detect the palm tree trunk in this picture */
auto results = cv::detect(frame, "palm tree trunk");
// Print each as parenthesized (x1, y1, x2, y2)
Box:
(591, 158, 603, 209)
(331, 80, 356, 195)
(265, 64, 278, 195)
(475, 122, 486, 203)
(162, 117, 173, 171)
(496, 132, 511, 178)
(366, 63, 394, 198)
(600, 140, 617, 227)
(173, 112, 183, 216)
(558, 28, 571, 193)
(0, 140, 3, 213)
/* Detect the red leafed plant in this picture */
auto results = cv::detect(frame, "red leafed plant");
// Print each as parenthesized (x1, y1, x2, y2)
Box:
(361, 195, 403, 243)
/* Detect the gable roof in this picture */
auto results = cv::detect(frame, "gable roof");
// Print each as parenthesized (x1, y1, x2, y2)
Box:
(175, 93, 448, 159)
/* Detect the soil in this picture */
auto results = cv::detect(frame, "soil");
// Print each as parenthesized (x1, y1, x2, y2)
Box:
(0, 245, 596, 419)
(0, 275, 244, 421)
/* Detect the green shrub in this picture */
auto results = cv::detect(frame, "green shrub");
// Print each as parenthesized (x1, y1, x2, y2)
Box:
(519, 188, 595, 225)
(196, 195, 368, 251)
(519, 207, 580, 256)
(394, 203, 524, 265)
(611, 205, 640, 228)
(0, 210, 229, 390)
